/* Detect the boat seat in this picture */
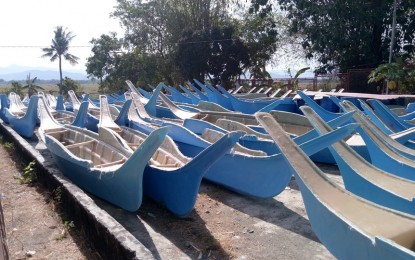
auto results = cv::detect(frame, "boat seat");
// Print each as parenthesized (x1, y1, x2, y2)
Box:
(95, 158, 126, 168)
(149, 158, 180, 168)
(45, 129, 68, 135)
(56, 115, 73, 121)
(65, 140, 95, 149)
(150, 149, 183, 167)
(127, 142, 143, 148)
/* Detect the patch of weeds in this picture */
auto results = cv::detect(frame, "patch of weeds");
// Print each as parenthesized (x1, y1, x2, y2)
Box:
(53, 186, 63, 204)
(18, 160, 37, 184)
(64, 220, 75, 229)
(56, 226, 68, 240)
(56, 220, 74, 241)
(3, 141, 14, 150)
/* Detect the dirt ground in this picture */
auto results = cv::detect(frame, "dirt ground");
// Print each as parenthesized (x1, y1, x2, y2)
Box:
(0, 141, 99, 259)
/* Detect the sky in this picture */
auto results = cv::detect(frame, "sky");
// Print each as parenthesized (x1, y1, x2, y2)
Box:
(0, 0, 315, 77)
(0, 0, 123, 72)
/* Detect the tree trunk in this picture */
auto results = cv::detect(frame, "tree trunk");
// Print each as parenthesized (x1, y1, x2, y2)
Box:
(99, 77, 103, 94)
(59, 56, 63, 95)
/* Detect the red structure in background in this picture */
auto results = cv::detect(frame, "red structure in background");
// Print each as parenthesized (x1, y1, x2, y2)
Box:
(239, 77, 317, 90)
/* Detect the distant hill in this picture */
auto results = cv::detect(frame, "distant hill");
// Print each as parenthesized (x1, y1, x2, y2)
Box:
(0, 65, 88, 81)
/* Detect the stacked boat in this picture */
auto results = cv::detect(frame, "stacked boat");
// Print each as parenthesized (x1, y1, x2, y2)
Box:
(4, 81, 415, 258)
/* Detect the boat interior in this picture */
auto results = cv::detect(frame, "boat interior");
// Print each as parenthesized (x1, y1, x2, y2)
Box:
(117, 127, 187, 169)
(46, 127, 127, 168)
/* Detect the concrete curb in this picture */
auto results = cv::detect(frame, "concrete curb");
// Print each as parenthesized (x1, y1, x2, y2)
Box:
(0, 121, 154, 260)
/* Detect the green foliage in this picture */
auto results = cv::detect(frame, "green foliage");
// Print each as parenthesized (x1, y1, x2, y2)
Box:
(9, 81, 24, 97)
(3, 142, 14, 150)
(278, 0, 415, 73)
(239, 12, 279, 79)
(286, 67, 310, 90)
(86, 32, 122, 90)
(18, 161, 37, 184)
(58, 77, 81, 94)
(42, 26, 79, 94)
(111, 0, 242, 86)
(176, 29, 210, 81)
(176, 25, 250, 86)
(53, 186, 63, 203)
(92, 0, 293, 87)
(368, 57, 415, 93)
(23, 73, 44, 97)
(101, 50, 164, 92)
(208, 26, 251, 86)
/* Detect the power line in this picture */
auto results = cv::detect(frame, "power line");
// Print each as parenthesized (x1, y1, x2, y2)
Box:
(0, 38, 238, 48)
(0, 38, 239, 52)
(176, 38, 235, 44)
(0, 45, 92, 48)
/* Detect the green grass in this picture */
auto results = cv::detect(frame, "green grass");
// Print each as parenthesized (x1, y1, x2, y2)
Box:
(0, 82, 99, 95)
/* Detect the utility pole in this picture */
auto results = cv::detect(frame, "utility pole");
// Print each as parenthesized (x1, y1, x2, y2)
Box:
(386, 0, 398, 94)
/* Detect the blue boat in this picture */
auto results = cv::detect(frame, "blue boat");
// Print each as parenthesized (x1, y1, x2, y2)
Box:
(368, 99, 414, 133)
(193, 80, 234, 110)
(256, 112, 415, 259)
(42, 95, 238, 216)
(353, 99, 415, 150)
(5, 95, 38, 138)
(97, 95, 242, 216)
(186, 81, 209, 101)
(0, 94, 11, 123)
(340, 101, 415, 161)
(301, 105, 415, 215)
(328, 95, 396, 135)
(152, 91, 350, 163)
(216, 84, 297, 114)
(127, 95, 357, 198)
(328, 101, 415, 181)
(178, 85, 203, 105)
(68, 90, 120, 120)
(296, 90, 343, 121)
(45, 124, 168, 212)
(187, 100, 232, 113)
(162, 84, 194, 105)
(99, 125, 241, 216)
(37, 95, 95, 142)
(151, 88, 313, 135)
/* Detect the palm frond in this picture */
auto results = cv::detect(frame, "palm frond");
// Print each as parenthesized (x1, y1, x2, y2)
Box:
(64, 53, 80, 64)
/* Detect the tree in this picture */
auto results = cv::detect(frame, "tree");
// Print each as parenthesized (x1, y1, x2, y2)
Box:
(107, 0, 296, 86)
(207, 26, 250, 86)
(236, 7, 281, 80)
(277, 0, 415, 73)
(9, 81, 24, 98)
(176, 25, 250, 87)
(86, 32, 122, 92)
(22, 73, 44, 97)
(41, 26, 79, 94)
(60, 77, 81, 94)
(112, 0, 231, 84)
(368, 56, 415, 93)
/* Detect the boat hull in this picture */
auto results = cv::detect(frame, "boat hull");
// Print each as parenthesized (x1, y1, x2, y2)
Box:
(46, 141, 143, 212)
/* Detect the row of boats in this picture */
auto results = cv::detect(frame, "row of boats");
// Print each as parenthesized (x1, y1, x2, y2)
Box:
(1, 81, 415, 259)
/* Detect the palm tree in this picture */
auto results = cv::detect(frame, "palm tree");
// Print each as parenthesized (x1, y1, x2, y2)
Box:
(41, 26, 79, 94)
(23, 73, 44, 97)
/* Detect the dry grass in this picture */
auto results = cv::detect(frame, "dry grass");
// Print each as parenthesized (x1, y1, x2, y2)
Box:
(0, 82, 99, 95)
